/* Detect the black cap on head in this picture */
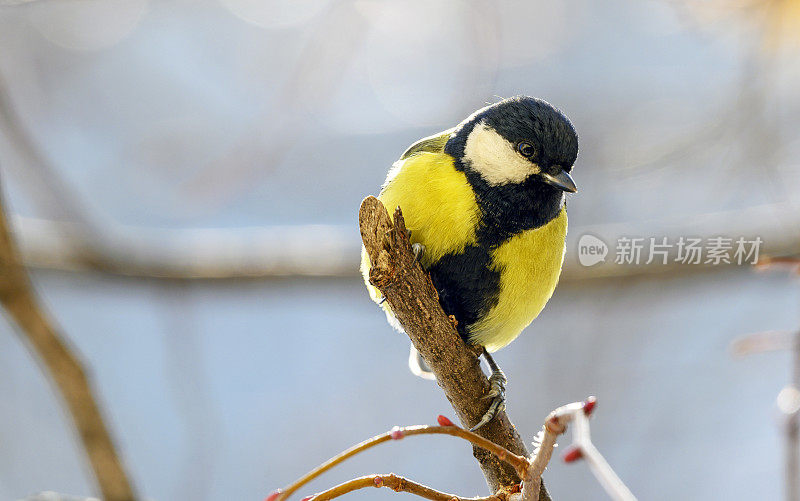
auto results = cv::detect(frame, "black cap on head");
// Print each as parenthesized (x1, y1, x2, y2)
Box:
(488, 96, 577, 169)
(446, 95, 579, 172)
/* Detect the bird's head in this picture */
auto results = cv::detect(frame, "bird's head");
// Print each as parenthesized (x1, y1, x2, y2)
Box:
(445, 96, 578, 193)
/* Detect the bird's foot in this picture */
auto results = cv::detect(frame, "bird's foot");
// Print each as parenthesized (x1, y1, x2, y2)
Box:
(470, 356, 507, 431)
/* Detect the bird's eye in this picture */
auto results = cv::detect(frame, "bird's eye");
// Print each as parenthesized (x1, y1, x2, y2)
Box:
(517, 142, 535, 158)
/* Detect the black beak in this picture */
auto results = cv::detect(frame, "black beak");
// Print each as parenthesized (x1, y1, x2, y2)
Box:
(540, 169, 577, 193)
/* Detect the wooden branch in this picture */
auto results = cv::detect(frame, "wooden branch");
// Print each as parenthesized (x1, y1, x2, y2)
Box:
(358, 196, 549, 500)
(308, 473, 505, 501)
(0, 178, 137, 500)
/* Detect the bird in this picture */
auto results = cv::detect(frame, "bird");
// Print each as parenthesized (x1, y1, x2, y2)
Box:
(360, 95, 578, 430)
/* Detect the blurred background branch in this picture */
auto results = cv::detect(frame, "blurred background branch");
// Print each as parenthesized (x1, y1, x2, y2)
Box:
(3, 204, 797, 280)
(0, 175, 136, 501)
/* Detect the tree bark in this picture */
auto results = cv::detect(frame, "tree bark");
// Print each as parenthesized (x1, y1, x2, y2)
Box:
(0, 177, 137, 501)
(359, 196, 550, 500)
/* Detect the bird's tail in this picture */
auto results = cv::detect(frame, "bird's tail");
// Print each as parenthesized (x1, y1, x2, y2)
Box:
(408, 344, 436, 380)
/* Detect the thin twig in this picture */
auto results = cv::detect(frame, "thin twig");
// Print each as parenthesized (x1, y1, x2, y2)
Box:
(520, 428, 559, 501)
(519, 400, 585, 500)
(307, 473, 505, 501)
(568, 411, 636, 501)
(525, 397, 635, 501)
(269, 398, 623, 501)
(274, 424, 527, 500)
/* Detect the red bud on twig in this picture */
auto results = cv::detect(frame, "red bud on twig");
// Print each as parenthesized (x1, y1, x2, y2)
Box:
(584, 396, 597, 416)
(373, 476, 384, 487)
(563, 445, 584, 463)
(265, 490, 282, 501)
(390, 426, 405, 440)
(437, 415, 455, 427)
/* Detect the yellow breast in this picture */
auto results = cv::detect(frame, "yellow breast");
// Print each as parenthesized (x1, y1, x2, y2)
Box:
(468, 208, 567, 352)
(380, 152, 480, 265)
(360, 152, 480, 304)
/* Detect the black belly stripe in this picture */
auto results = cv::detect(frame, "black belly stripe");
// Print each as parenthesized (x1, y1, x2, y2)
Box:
(427, 245, 501, 341)
(424, 157, 565, 343)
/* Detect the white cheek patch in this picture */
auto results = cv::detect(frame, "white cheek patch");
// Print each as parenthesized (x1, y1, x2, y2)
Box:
(463, 122, 540, 185)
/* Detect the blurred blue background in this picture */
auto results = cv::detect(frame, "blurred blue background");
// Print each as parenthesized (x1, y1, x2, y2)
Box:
(1, 0, 799, 500)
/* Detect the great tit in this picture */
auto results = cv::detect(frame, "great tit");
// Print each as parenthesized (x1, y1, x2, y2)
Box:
(361, 95, 578, 429)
